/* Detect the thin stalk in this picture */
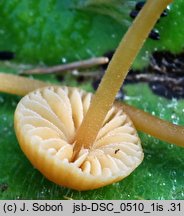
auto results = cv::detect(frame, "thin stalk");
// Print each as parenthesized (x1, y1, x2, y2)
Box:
(0, 72, 183, 148)
(118, 102, 184, 148)
(73, 0, 173, 157)
(0, 73, 49, 96)
(22, 57, 109, 75)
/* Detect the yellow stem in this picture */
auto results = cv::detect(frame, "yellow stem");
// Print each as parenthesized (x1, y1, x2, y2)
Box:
(0, 72, 183, 148)
(73, 0, 173, 156)
(117, 102, 184, 148)
(0, 73, 49, 96)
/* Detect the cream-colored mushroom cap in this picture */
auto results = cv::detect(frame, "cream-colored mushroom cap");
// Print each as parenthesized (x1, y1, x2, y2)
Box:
(14, 86, 144, 191)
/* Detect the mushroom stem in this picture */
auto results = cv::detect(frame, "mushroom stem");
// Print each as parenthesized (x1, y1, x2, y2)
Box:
(0, 72, 183, 148)
(73, 0, 173, 157)
(117, 102, 184, 148)
(0, 73, 49, 96)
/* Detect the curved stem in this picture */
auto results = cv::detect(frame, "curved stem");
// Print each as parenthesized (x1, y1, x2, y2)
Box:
(0, 72, 183, 148)
(117, 102, 184, 148)
(0, 73, 49, 96)
(73, 0, 173, 157)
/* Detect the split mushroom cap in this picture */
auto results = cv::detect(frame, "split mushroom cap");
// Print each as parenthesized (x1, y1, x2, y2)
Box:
(14, 86, 143, 191)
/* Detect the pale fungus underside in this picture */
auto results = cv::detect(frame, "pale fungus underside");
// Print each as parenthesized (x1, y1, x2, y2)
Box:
(14, 86, 143, 190)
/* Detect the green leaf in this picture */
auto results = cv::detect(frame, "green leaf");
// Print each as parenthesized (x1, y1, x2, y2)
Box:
(74, 0, 184, 69)
(1, 0, 184, 69)
(0, 0, 123, 64)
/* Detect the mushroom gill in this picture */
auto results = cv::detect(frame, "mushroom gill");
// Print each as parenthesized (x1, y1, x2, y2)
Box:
(14, 86, 143, 190)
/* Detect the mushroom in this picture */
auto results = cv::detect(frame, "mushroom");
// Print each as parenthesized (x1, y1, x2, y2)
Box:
(1, 73, 183, 149)
(1, 0, 177, 190)
(14, 86, 143, 190)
